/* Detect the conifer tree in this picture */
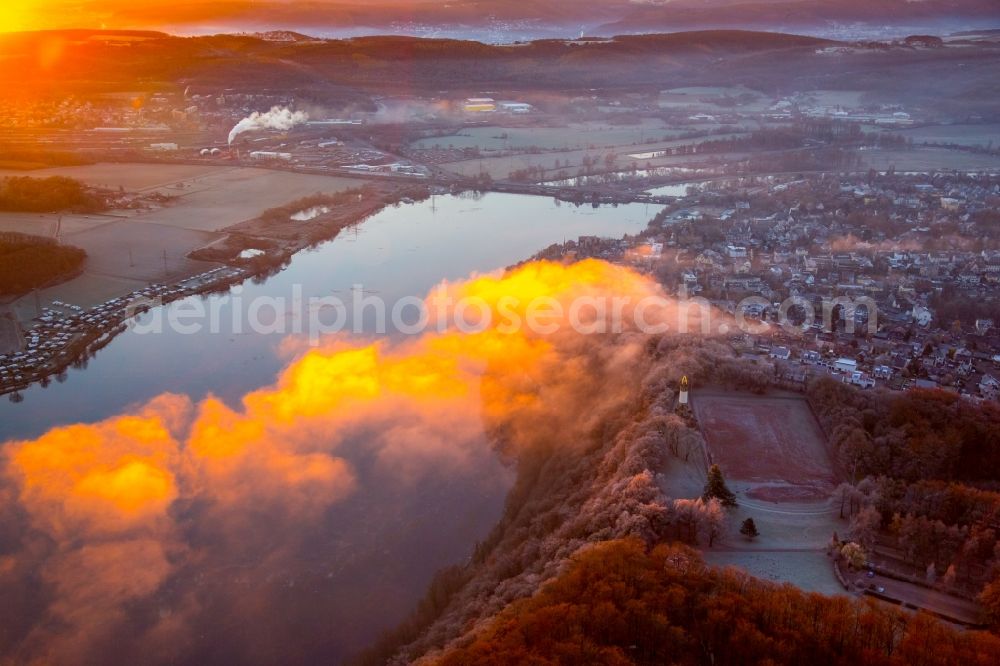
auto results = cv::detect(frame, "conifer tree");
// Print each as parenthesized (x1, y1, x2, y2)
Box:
(703, 464, 737, 507)
(740, 517, 759, 540)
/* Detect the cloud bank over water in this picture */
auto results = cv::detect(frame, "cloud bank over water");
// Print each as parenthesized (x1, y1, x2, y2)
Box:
(0, 259, 717, 663)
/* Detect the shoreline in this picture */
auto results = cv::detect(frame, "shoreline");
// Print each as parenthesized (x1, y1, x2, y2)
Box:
(0, 182, 428, 400)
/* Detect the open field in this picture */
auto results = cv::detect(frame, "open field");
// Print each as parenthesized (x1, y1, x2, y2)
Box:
(0, 163, 375, 326)
(692, 391, 837, 502)
(0, 212, 121, 238)
(658, 439, 845, 596)
(128, 168, 366, 232)
(0, 211, 221, 321)
(438, 142, 1000, 182)
(861, 146, 1000, 172)
(439, 138, 748, 180)
(0, 213, 62, 238)
(704, 550, 843, 596)
(801, 90, 868, 109)
(411, 120, 678, 151)
(7, 273, 147, 323)
(659, 85, 772, 113)
(0, 164, 367, 233)
(677, 391, 862, 594)
(0, 163, 223, 191)
(0, 311, 20, 355)
(891, 123, 1000, 148)
(61, 219, 222, 282)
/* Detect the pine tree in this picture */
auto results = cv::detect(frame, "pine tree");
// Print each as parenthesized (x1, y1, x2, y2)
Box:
(740, 517, 759, 540)
(703, 464, 737, 507)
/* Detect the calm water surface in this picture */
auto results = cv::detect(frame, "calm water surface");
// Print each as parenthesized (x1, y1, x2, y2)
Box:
(0, 192, 660, 660)
(1, 192, 659, 440)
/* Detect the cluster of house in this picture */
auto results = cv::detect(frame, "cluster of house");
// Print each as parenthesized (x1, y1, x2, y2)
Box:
(759, 338, 1000, 401)
(561, 172, 1000, 401)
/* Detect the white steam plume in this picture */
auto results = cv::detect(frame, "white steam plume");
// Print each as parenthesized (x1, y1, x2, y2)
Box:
(228, 106, 309, 145)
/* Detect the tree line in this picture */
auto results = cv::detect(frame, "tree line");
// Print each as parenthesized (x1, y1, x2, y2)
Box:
(0, 176, 103, 213)
(0, 233, 87, 296)
(810, 378, 1000, 622)
(439, 538, 1000, 665)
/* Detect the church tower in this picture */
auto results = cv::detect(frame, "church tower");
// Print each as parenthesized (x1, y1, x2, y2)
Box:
(679, 375, 689, 405)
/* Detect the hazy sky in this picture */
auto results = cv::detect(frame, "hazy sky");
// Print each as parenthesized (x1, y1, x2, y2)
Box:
(3, 1, 466, 33)
(1, 0, 635, 34)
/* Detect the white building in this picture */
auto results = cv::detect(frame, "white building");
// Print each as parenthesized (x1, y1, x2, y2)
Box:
(769, 346, 791, 361)
(980, 375, 1000, 400)
(726, 244, 748, 259)
(249, 151, 292, 161)
(834, 358, 858, 373)
(498, 101, 533, 114)
(849, 371, 875, 389)
(912, 305, 933, 327)
(801, 350, 822, 365)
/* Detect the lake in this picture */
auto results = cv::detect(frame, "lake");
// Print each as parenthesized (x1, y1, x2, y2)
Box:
(0, 191, 661, 662)
(1, 192, 660, 439)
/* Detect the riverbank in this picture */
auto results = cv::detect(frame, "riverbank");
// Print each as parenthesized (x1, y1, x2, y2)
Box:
(0, 182, 427, 399)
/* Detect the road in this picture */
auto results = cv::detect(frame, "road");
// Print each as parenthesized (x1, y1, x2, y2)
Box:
(849, 569, 982, 626)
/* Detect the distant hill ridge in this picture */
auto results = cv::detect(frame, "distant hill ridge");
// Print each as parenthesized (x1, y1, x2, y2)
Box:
(11, 0, 995, 35)
(600, 0, 1000, 33)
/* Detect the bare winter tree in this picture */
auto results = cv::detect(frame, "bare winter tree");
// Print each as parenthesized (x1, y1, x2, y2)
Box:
(697, 498, 726, 547)
(849, 505, 881, 552)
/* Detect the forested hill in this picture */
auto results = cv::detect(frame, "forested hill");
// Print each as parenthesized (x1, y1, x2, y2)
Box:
(600, 0, 1000, 34)
(24, 0, 996, 36)
(439, 539, 1000, 665)
(5, 28, 997, 113)
(0, 29, 834, 97)
(357, 340, 1000, 665)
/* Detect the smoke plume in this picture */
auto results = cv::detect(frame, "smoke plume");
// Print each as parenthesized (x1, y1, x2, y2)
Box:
(228, 106, 309, 145)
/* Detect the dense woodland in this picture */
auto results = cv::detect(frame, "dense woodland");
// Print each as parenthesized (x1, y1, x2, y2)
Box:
(930, 285, 1000, 327)
(0, 176, 103, 213)
(438, 538, 1000, 666)
(360, 347, 1000, 664)
(809, 379, 1000, 483)
(809, 378, 1000, 624)
(0, 233, 87, 296)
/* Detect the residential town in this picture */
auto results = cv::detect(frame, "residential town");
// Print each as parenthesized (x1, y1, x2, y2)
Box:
(537, 171, 1000, 401)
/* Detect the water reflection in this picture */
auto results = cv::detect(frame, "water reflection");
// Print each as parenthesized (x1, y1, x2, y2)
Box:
(1, 192, 659, 439)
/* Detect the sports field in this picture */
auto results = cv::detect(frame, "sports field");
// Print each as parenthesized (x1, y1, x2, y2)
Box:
(692, 391, 837, 502)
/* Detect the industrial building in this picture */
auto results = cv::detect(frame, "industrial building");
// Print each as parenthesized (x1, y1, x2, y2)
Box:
(463, 97, 496, 113)
(498, 101, 533, 114)
(249, 151, 293, 161)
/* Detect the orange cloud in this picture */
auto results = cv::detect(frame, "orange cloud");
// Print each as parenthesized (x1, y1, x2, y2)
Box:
(8, 395, 188, 539)
(0, 259, 715, 662)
